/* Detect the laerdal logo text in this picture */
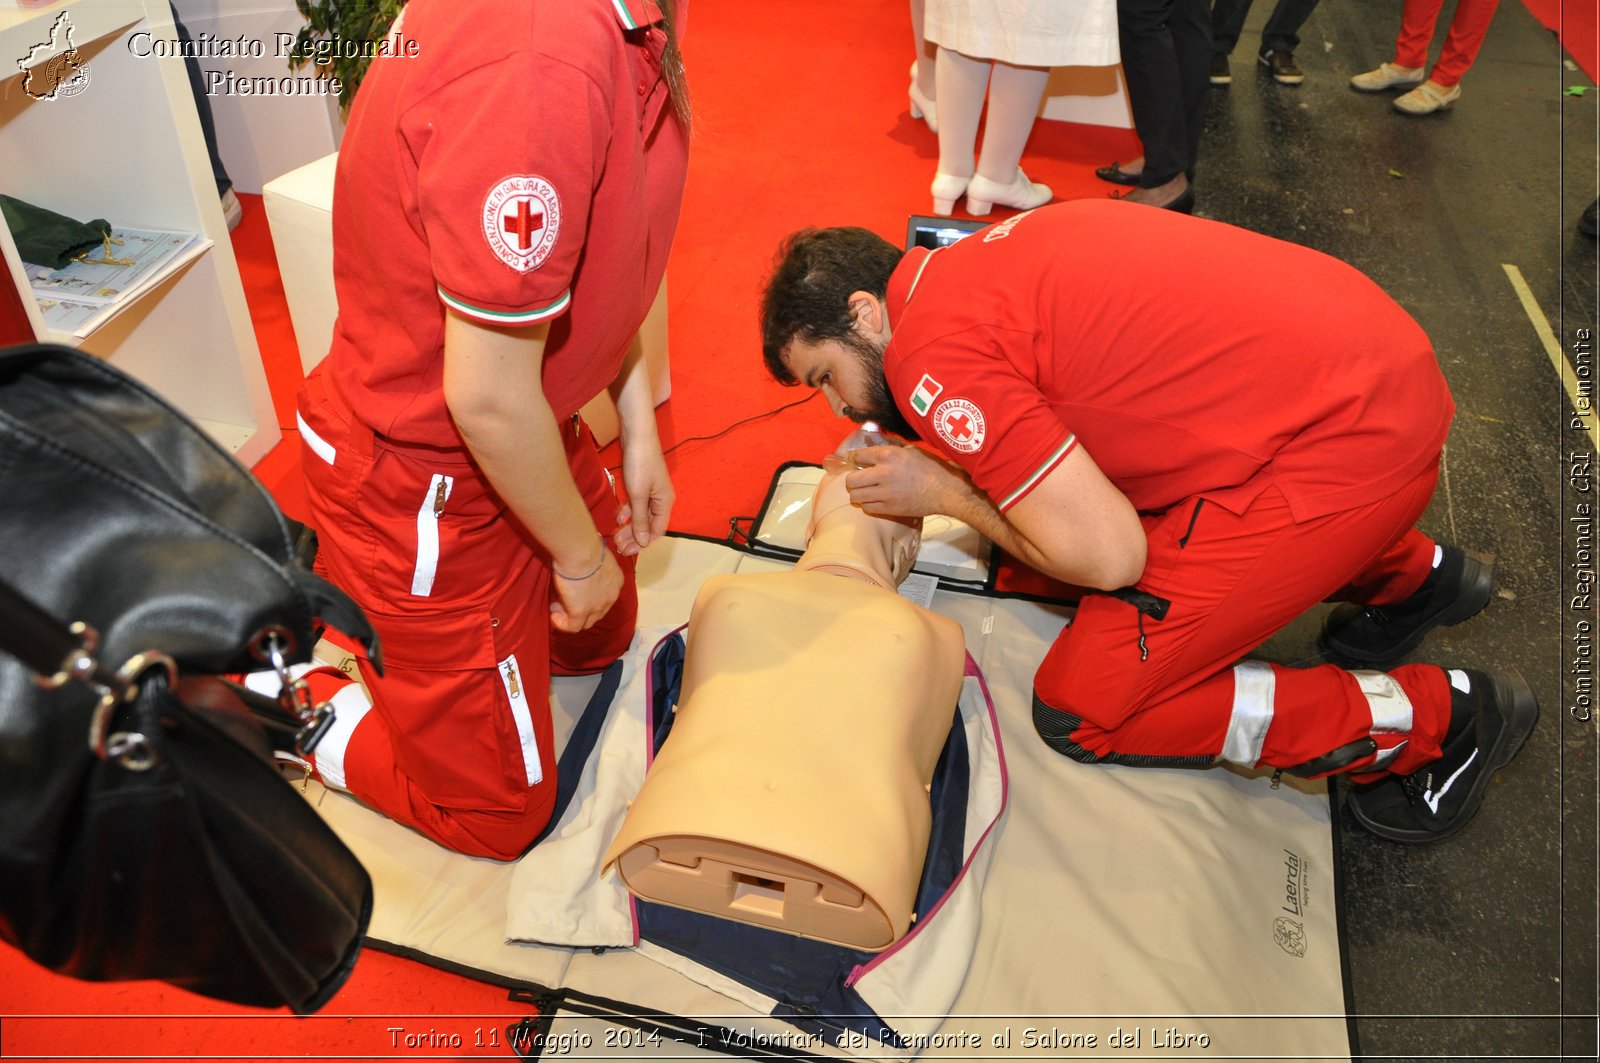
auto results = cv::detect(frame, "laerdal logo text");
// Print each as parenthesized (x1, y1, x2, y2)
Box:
(1281, 847, 1308, 916)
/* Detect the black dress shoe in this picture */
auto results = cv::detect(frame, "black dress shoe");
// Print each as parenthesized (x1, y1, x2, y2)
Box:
(1110, 186, 1196, 213)
(1094, 161, 1143, 187)
(1164, 187, 1195, 214)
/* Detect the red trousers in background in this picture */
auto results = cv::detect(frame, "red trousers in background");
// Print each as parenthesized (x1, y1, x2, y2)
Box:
(1394, 0, 1501, 86)
(1034, 464, 1452, 780)
(297, 369, 636, 860)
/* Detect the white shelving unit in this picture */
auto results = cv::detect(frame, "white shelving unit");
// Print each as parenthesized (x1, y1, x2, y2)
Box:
(0, 0, 280, 463)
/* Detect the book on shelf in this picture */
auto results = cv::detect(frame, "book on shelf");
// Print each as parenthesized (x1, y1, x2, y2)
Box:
(22, 226, 211, 339)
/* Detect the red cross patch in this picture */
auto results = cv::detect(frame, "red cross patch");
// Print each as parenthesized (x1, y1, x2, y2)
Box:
(483, 175, 561, 272)
(931, 397, 986, 454)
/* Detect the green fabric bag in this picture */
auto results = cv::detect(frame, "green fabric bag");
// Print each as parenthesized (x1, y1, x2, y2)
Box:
(0, 194, 112, 270)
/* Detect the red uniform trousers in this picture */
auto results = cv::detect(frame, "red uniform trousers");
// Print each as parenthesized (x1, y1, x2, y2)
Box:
(1394, 0, 1500, 87)
(297, 370, 636, 860)
(1033, 463, 1451, 780)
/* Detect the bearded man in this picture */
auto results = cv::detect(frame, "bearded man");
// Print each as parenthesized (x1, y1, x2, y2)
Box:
(756, 200, 1536, 845)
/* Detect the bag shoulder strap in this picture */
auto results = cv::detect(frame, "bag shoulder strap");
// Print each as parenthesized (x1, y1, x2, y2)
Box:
(0, 577, 115, 689)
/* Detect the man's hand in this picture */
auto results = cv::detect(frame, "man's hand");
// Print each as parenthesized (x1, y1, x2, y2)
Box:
(842, 444, 968, 518)
(845, 438, 1148, 590)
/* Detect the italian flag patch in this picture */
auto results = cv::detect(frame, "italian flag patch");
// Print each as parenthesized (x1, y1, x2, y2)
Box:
(909, 374, 943, 416)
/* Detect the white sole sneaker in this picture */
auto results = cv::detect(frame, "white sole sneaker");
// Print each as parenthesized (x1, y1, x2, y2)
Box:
(1350, 62, 1425, 92)
(1393, 80, 1461, 115)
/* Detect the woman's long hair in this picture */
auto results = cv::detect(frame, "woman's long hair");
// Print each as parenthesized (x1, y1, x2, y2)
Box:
(658, 0, 690, 127)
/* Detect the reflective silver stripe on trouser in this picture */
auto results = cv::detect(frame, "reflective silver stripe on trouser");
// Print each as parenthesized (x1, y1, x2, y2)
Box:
(1221, 660, 1276, 767)
(499, 653, 544, 786)
(1353, 670, 1414, 770)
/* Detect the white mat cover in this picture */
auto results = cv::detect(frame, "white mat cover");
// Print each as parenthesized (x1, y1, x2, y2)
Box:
(299, 536, 1352, 1062)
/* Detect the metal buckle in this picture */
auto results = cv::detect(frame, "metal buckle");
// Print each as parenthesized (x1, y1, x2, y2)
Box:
(37, 621, 106, 690)
(263, 631, 335, 757)
(86, 650, 177, 771)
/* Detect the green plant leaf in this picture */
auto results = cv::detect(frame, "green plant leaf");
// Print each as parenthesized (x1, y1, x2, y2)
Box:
(290, 0, 411, 114)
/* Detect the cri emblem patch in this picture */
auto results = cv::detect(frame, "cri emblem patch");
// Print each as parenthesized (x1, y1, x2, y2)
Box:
(932, 397, 986, 453)
(483, 175, 560, 272)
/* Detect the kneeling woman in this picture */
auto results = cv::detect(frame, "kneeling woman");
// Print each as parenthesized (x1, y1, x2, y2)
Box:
(289, 0, 690, 860)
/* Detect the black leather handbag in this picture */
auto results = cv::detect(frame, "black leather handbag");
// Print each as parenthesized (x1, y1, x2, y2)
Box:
(0, 342, 381, 1013)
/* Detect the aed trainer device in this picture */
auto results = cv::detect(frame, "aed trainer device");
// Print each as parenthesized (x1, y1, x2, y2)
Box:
(904, 215, 986, 251)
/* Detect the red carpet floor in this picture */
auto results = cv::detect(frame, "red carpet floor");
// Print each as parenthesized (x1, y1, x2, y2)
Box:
(0, 0, 1587, 1057)
(1525, 0, 1598, 80)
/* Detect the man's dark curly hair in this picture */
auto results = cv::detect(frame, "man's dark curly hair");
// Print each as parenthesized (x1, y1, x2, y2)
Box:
(759, 227, 904, 384)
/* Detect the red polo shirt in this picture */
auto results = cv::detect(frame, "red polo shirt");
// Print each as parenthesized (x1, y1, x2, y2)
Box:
(324, 0, 689, 446)
(882, 201, 1454, 521)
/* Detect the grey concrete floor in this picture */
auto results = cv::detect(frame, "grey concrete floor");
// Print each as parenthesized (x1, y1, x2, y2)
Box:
(1207, 2, 1597, 1060)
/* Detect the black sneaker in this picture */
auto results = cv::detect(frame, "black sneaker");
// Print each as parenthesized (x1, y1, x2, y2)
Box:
(1346, 669, 1538, 843)
(1320, 546, 1494, 665)
(1581, 198, 1599, 239)
(1259, 48, 1305, 85)
(1210, 52, 1232, 86)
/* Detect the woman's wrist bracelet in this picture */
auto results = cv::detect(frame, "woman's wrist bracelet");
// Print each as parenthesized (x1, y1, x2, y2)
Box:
(554, 536, 608, 581)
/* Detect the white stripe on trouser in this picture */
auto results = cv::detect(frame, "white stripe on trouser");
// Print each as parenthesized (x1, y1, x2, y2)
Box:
(1353, 670, 1414, 771)
(240, 663, 370, 791)
(309, 683, 372, 791)
(296, 411, 337, 465)
(411, 473, 453, 596)
(1221, 660, 1276, 767)
(499, 653, 544, 786)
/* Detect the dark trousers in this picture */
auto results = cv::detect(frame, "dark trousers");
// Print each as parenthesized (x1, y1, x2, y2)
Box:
(1211, 0, 1323, 56)
(1118, 0, 1212, 188)
(170, 3, 232, 196)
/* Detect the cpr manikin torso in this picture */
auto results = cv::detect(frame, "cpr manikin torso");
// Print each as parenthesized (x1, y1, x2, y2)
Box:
(602, 460, 966, 950)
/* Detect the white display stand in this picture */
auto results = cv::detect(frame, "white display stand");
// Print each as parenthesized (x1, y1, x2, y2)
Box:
(170, 0, 344, 195)
(261, 150, 336, 374)
(1040, 66, 1134, 129)
(263, 151, 671, 445)
(0, 0, 280, 464)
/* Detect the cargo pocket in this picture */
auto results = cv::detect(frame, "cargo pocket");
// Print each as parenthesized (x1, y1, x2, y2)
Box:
(364, 604, 546, 811)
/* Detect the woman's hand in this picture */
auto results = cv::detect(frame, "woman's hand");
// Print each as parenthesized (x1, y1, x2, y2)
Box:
(549, 547, 623, 632)
(614, 443, 674, 556)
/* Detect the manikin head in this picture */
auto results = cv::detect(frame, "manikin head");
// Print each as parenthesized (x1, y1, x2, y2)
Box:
(795, 436, 922, 590)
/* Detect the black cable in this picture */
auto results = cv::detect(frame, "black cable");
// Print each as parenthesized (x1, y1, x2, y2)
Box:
(606, 390, 821, 473)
